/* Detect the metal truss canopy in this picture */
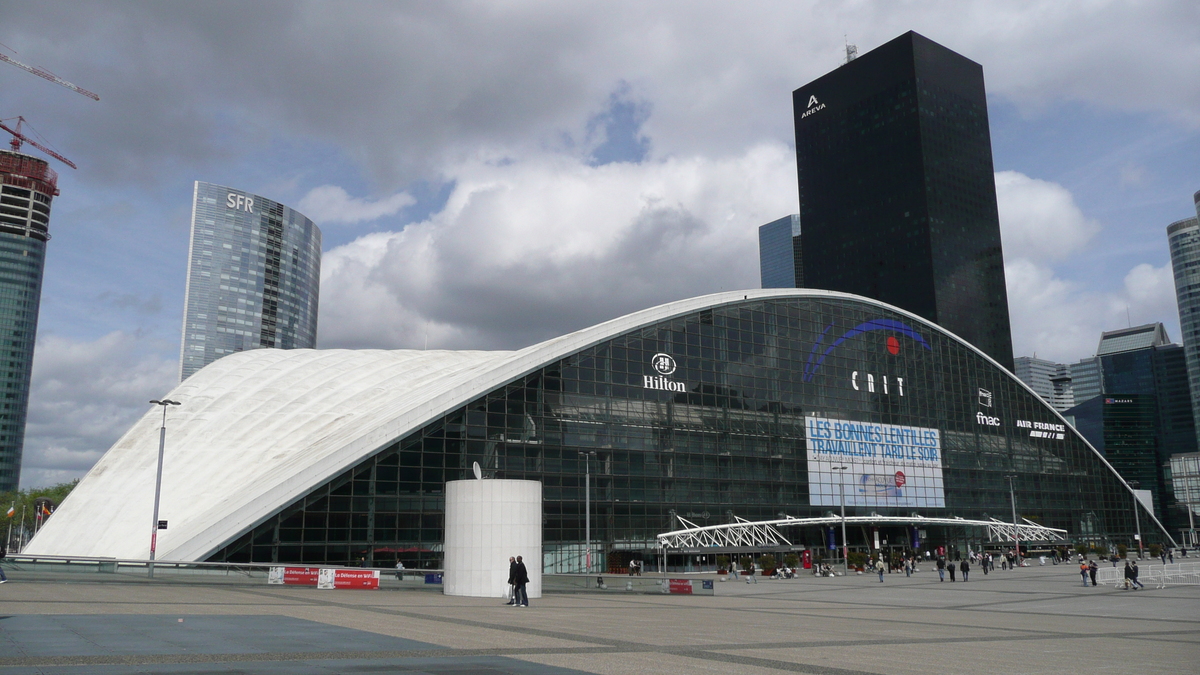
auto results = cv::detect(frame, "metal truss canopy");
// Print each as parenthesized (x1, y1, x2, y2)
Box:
(656, 514, 1067, 550)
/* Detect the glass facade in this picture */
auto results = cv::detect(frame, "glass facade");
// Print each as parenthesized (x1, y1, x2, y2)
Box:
(0, 151, 53, 492)
(793, 32, 1014, 370)
(180, 182, 321, 380)
(1168, 214, 1200, 448)
(1169, 452, 1200, 545)
(758, 214, 802, 289)
(1097, 337, 1196, 530)
(206, 295, 1141, 568)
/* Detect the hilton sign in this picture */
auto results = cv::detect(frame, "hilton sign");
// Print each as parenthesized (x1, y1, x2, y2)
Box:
(643, 353, 687, 392)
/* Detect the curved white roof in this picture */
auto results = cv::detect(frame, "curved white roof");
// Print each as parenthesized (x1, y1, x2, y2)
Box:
(27, 288, 1164, 559)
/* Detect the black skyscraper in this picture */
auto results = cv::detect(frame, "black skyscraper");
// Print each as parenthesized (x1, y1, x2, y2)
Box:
(793, 31, 1014, 370)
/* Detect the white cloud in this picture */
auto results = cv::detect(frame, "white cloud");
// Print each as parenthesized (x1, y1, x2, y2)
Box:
(996, 170, 1099, 261)
(998, 172, 1181, 362)
(1005, 256, 1179, 362)
(21, 332, 178, 489)
(297, 185, 416, 225)
(6, 2, 1197, 187)
(319, 143, 798, 350)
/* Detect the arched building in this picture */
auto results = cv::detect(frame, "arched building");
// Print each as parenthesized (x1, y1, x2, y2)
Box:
(28, 290, 1165, 567)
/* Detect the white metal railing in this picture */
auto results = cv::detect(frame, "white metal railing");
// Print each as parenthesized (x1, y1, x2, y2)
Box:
(1094, 562, 1200, 588)
(656, 513, 1067, 550)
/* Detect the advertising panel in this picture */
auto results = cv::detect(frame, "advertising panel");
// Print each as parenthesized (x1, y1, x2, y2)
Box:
(806, 415, 944, 508)
(668, 579, 693, 594)
(316, 568, 380, 590)
(267, 566, 321, 586)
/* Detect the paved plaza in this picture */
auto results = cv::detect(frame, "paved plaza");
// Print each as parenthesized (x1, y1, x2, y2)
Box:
(0, 563, 1196, 674)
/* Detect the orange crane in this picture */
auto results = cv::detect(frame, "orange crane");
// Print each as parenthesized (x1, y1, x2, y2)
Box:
(0, 116, 76, 169)
(0, 51, 99, 101)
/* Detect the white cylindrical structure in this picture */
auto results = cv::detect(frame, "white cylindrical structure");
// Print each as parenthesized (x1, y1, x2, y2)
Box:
(444, 479, 542, 598)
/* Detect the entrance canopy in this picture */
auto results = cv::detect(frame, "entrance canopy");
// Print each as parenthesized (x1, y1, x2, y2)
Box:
(656, 513, 1068, 550)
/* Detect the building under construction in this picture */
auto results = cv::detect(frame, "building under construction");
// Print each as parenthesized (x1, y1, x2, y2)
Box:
(0, 149, 54, 491)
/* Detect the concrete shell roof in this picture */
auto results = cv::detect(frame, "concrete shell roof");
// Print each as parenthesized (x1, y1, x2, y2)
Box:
(27, 288, 1152, 559)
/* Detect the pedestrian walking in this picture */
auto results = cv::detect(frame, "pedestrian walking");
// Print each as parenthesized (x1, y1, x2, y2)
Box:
(1131, 561, 1144, 590)
(513, 555, 530, 606)
(1122, 561, 1134, 590)
(1168, 549, 1174, 564)
(394, 560, 405, 581)
(1088, 560, 1098, 586)
(0, 544, 7, 583)
(960, 559, 969, 582)
(504, 556, 517, 605)
(875, 557, 884, 582)
(948, 560, 956, 582)
(982, 555, 989, 575)
(1080, 561, 1089, 587)
(936, 557, 945, 582)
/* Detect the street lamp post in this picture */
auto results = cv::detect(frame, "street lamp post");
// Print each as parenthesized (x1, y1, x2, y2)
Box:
(1004, 475, 1020, 564)
(1129, 481, 1143, 559)
(832, 465, 849, 574)
(579, 451, 596, 574)
(148, 399, 180, 578)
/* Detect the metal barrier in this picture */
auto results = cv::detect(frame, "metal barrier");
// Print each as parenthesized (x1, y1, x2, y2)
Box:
(1158, 562, 1200, 588)
(1, 554, 444, 588)
(1092, 562, 1200, 589)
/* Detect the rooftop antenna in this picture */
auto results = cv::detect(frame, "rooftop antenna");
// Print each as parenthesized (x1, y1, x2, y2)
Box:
(1126, 306, 1132, 328)
(844, 35, 858, 64)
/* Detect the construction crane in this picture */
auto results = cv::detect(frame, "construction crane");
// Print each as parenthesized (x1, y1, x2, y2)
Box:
(0, 116, 76, 169)
(0, 52, 99, 101)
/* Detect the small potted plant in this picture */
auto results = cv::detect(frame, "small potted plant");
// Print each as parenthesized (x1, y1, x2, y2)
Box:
(716, 555, 730, 575)
(784, 553, 799, 570)
(738, 555, 753, 576)
(760, 554, 777, 577)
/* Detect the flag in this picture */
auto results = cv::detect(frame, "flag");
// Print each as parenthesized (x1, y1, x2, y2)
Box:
(41, 504, 51, 516)
(5, 503, 12, 518)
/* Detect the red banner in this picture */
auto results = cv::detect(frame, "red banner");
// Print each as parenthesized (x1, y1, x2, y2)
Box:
(668, 579, 693, 594)
(318, 568, 380, 590)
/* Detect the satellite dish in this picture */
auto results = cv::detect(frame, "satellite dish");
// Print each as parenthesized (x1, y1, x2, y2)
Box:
(472, 461, 482, 480)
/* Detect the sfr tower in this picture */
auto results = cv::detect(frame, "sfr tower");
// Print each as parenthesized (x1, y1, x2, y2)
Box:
(793, 31, 1014, 370)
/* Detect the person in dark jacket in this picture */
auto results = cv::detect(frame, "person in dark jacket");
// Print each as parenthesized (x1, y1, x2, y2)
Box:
(1130, 561, 1144, 589)
(959, 559, 969, 581)
(1123, 561, 1134, 590)
(936, 557, 945, 582)
(504, 556, 517, 605)
(1088, 560, 1098, 586)
(513, 555, 530, 607)
(948, 559, 956, 582)
(0, 544, 7, 582)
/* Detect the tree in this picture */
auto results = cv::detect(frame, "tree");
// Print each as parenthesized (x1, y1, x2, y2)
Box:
(0, 479, 79, 547)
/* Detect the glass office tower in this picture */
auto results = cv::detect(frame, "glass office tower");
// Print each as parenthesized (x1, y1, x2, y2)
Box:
(793, 31, 1014, 371)
(1168, 206, 1200, 446)
(179, 182, 322, 380)
(0, 151, 54, 491)
(758, 214, 803, 289)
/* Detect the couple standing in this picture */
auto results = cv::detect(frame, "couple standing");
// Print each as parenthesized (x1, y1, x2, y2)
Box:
(505, 555, 530, 607)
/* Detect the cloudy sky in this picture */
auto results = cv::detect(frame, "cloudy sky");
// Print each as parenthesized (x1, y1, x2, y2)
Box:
(2, 1, 1198, 488)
